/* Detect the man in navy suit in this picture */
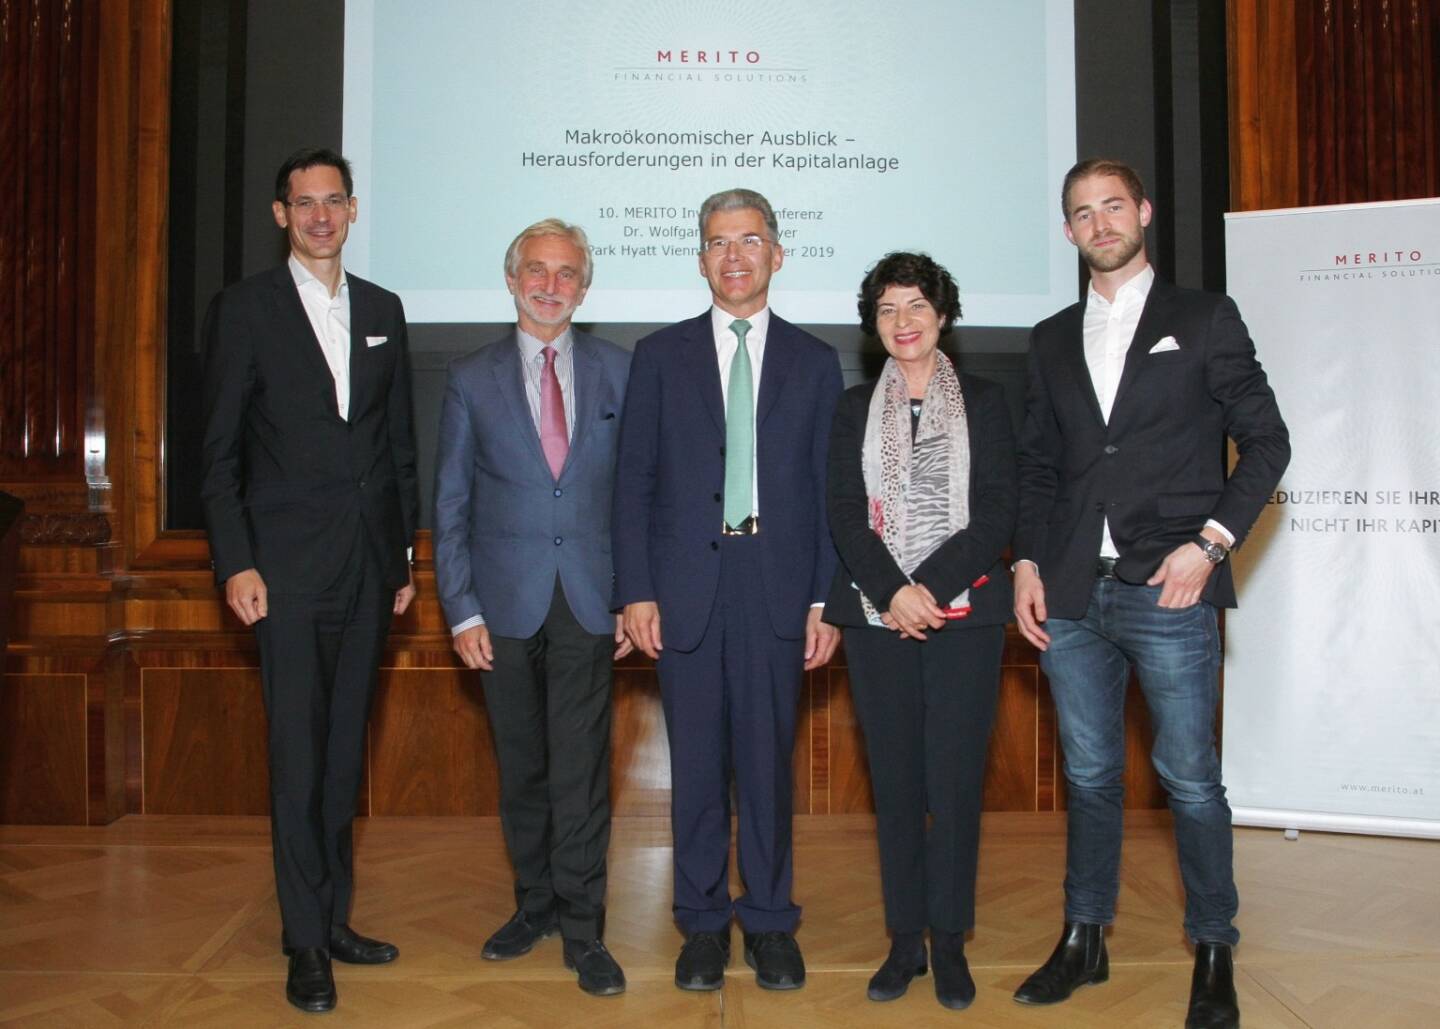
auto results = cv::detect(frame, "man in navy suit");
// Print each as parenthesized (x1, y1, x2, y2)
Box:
(613, 189, 844, 992)
(201, 147, 418, 1014)
(433, 219, 632, 996)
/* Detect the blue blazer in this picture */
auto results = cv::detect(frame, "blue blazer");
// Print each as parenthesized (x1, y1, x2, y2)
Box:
(433, 330, 631, 638)
(612, 310, 844, 652)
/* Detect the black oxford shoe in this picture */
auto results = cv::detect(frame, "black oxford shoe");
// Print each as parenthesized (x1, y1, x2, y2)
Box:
(743, 930, 806, 990)
(1013, 922, 1109, 1005)
(675, 930, 730, 991)
(286, 947, 336, 1013)
(482, 909, 560, 960)
(867, 937, 928, 1002)
(282, 924, 399, 965)
(564, 938, 627, 996)
(1185, 942, 1240, 1029)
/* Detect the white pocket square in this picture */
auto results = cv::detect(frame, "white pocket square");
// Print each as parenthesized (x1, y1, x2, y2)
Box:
(1148, 336, 1180, 354)
(366, 335, 388, 348)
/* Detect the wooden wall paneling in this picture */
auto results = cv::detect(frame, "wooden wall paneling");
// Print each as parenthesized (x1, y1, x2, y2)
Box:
(140, 667, 269, 815)
(793, 671, 819, 815)
(367, 667, 497, 817)
(824, 666, 876, 816)
(86, 646, 127, 823)
(1228, 0, 1302, 212)
(609, 664, 670, 817)
(983, 663, 1041, 812)
(0, 673, 88, 824)
(1364, 0, 1399, 199)
(0, 0, 17, 461)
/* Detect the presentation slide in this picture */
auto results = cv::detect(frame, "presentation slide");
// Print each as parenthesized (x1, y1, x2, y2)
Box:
(342, 0, 1075, 326)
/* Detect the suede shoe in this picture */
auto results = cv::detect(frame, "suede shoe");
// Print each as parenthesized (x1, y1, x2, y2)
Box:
(867, 933, 927, 1001)
(282, 924, 399, 965)
(563, 938, 627, 996)
(285, 947, 336, 1013)
(931, 931, 976, 1010)
(744, 930, 806, 990)
(675, 930, 730, 991)
(482, 909, 559, 960)
(1185, 942, 1240, 1029)
(1013, 922, 1109, 1004)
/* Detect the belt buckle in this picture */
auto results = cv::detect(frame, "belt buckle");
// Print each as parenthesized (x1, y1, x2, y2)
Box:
(1096, 556, 1118, 579)
(721, 514, 759, 536)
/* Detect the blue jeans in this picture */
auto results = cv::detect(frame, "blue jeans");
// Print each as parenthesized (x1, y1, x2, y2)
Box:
(1041, 579, 1239, 946)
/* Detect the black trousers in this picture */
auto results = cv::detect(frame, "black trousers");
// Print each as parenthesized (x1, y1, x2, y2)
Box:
(844, 622, 1004, 934)
(482, 577, 614, 941)
(254, 541, 392, 949)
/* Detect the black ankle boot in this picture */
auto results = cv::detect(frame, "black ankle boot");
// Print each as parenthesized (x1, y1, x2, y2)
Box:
(931, 930, 976, 1011)
(1013, 922, 1108, 1005)
(866, 932, 927, 1002)
(1185, 942, 1239, 1028)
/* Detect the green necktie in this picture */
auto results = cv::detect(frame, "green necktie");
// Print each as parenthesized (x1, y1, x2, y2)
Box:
(723, 318, 754, 528)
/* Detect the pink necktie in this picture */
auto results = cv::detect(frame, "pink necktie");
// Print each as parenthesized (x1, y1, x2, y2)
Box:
(540, 346, 568, 479)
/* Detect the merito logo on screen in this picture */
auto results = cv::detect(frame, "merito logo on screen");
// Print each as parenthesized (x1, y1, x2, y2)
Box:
(607, 47, 807, 84)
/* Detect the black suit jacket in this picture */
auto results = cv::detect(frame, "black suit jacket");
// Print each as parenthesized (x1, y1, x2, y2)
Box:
(200, 264, 419, 593)
(823, 372, 1017, 629)
(1013, 276, 1290, 618)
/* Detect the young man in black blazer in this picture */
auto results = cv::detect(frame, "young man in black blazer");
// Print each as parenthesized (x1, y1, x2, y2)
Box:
(200, 147, 419, 1014)
(1011, 159, 1289, 1029)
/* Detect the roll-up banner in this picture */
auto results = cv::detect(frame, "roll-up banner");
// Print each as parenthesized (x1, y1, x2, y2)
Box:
(1223, 198, 1440, 839)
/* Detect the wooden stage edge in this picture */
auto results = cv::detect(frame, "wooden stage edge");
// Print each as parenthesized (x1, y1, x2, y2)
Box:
(1, 812, 1436, 1027)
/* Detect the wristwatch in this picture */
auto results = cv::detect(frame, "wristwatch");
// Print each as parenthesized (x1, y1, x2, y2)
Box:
(1193, 535, 1228, 564)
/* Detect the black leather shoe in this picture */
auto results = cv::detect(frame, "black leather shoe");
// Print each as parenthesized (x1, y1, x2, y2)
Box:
(482, 909, 560, 960)
(743, 930, 806, 990)
(286, 947, 336, 1013)
(675, 930, 730, 991)
(282, 924, 399, 965)
(564, 938, 627, 996)
(931, 931, 976, 1010)
(1186, 942, 1240, 1029)
(1013, 922, 1109, 1005)
(867, 935, 927, 1001)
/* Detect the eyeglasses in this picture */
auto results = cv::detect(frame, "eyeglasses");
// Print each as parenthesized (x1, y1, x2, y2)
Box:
(284, 194, 351, 213)
(701, 234, 770, 254)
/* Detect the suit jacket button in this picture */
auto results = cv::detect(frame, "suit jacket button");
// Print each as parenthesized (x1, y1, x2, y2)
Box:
(554, 488, 563, 497)
(1104, 444, 1119, 455)
(719, 446, 726, 456)
(554, 536, 563, 545)
(711, 541, 719, 551)
(1095, 502, 1105, 513)
(713, 492, 722, 502)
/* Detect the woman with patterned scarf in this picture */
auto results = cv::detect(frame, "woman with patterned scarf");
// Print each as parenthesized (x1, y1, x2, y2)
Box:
(823, 251, 1018, 1010)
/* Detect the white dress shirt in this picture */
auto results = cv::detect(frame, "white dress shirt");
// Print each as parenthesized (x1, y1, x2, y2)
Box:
(516, 326, 576, 439)
(288, 255, 351, 419)
(711, 305, 768, 518)
(1083, 263, 1232, 557)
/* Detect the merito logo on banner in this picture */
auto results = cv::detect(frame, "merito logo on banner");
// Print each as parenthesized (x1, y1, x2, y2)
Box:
(1297, 246, 1438, 282)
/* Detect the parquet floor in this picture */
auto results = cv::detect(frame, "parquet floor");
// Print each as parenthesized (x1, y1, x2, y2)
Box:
(1, 812, 1436, 1026)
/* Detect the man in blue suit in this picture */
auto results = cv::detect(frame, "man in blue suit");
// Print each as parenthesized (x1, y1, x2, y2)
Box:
(614, 188, 844, 992)
(433, 219, 632, 996)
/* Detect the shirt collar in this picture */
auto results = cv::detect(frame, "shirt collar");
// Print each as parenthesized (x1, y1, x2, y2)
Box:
(517, 325, 574, 364)
(288, 254, 348, 297)
(1087, 262, 1154, 308)
(710, 304, 770, 343)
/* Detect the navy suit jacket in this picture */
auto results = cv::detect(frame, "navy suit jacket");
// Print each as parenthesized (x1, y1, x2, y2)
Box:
(612, 310, 844, 652)
(200, 264, 419, 593)
(433, 330, 631, 638)
(1014, 277, 1290, 618)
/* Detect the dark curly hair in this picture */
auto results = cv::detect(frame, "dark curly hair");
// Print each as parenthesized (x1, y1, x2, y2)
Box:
(857, 252, 961, 337)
